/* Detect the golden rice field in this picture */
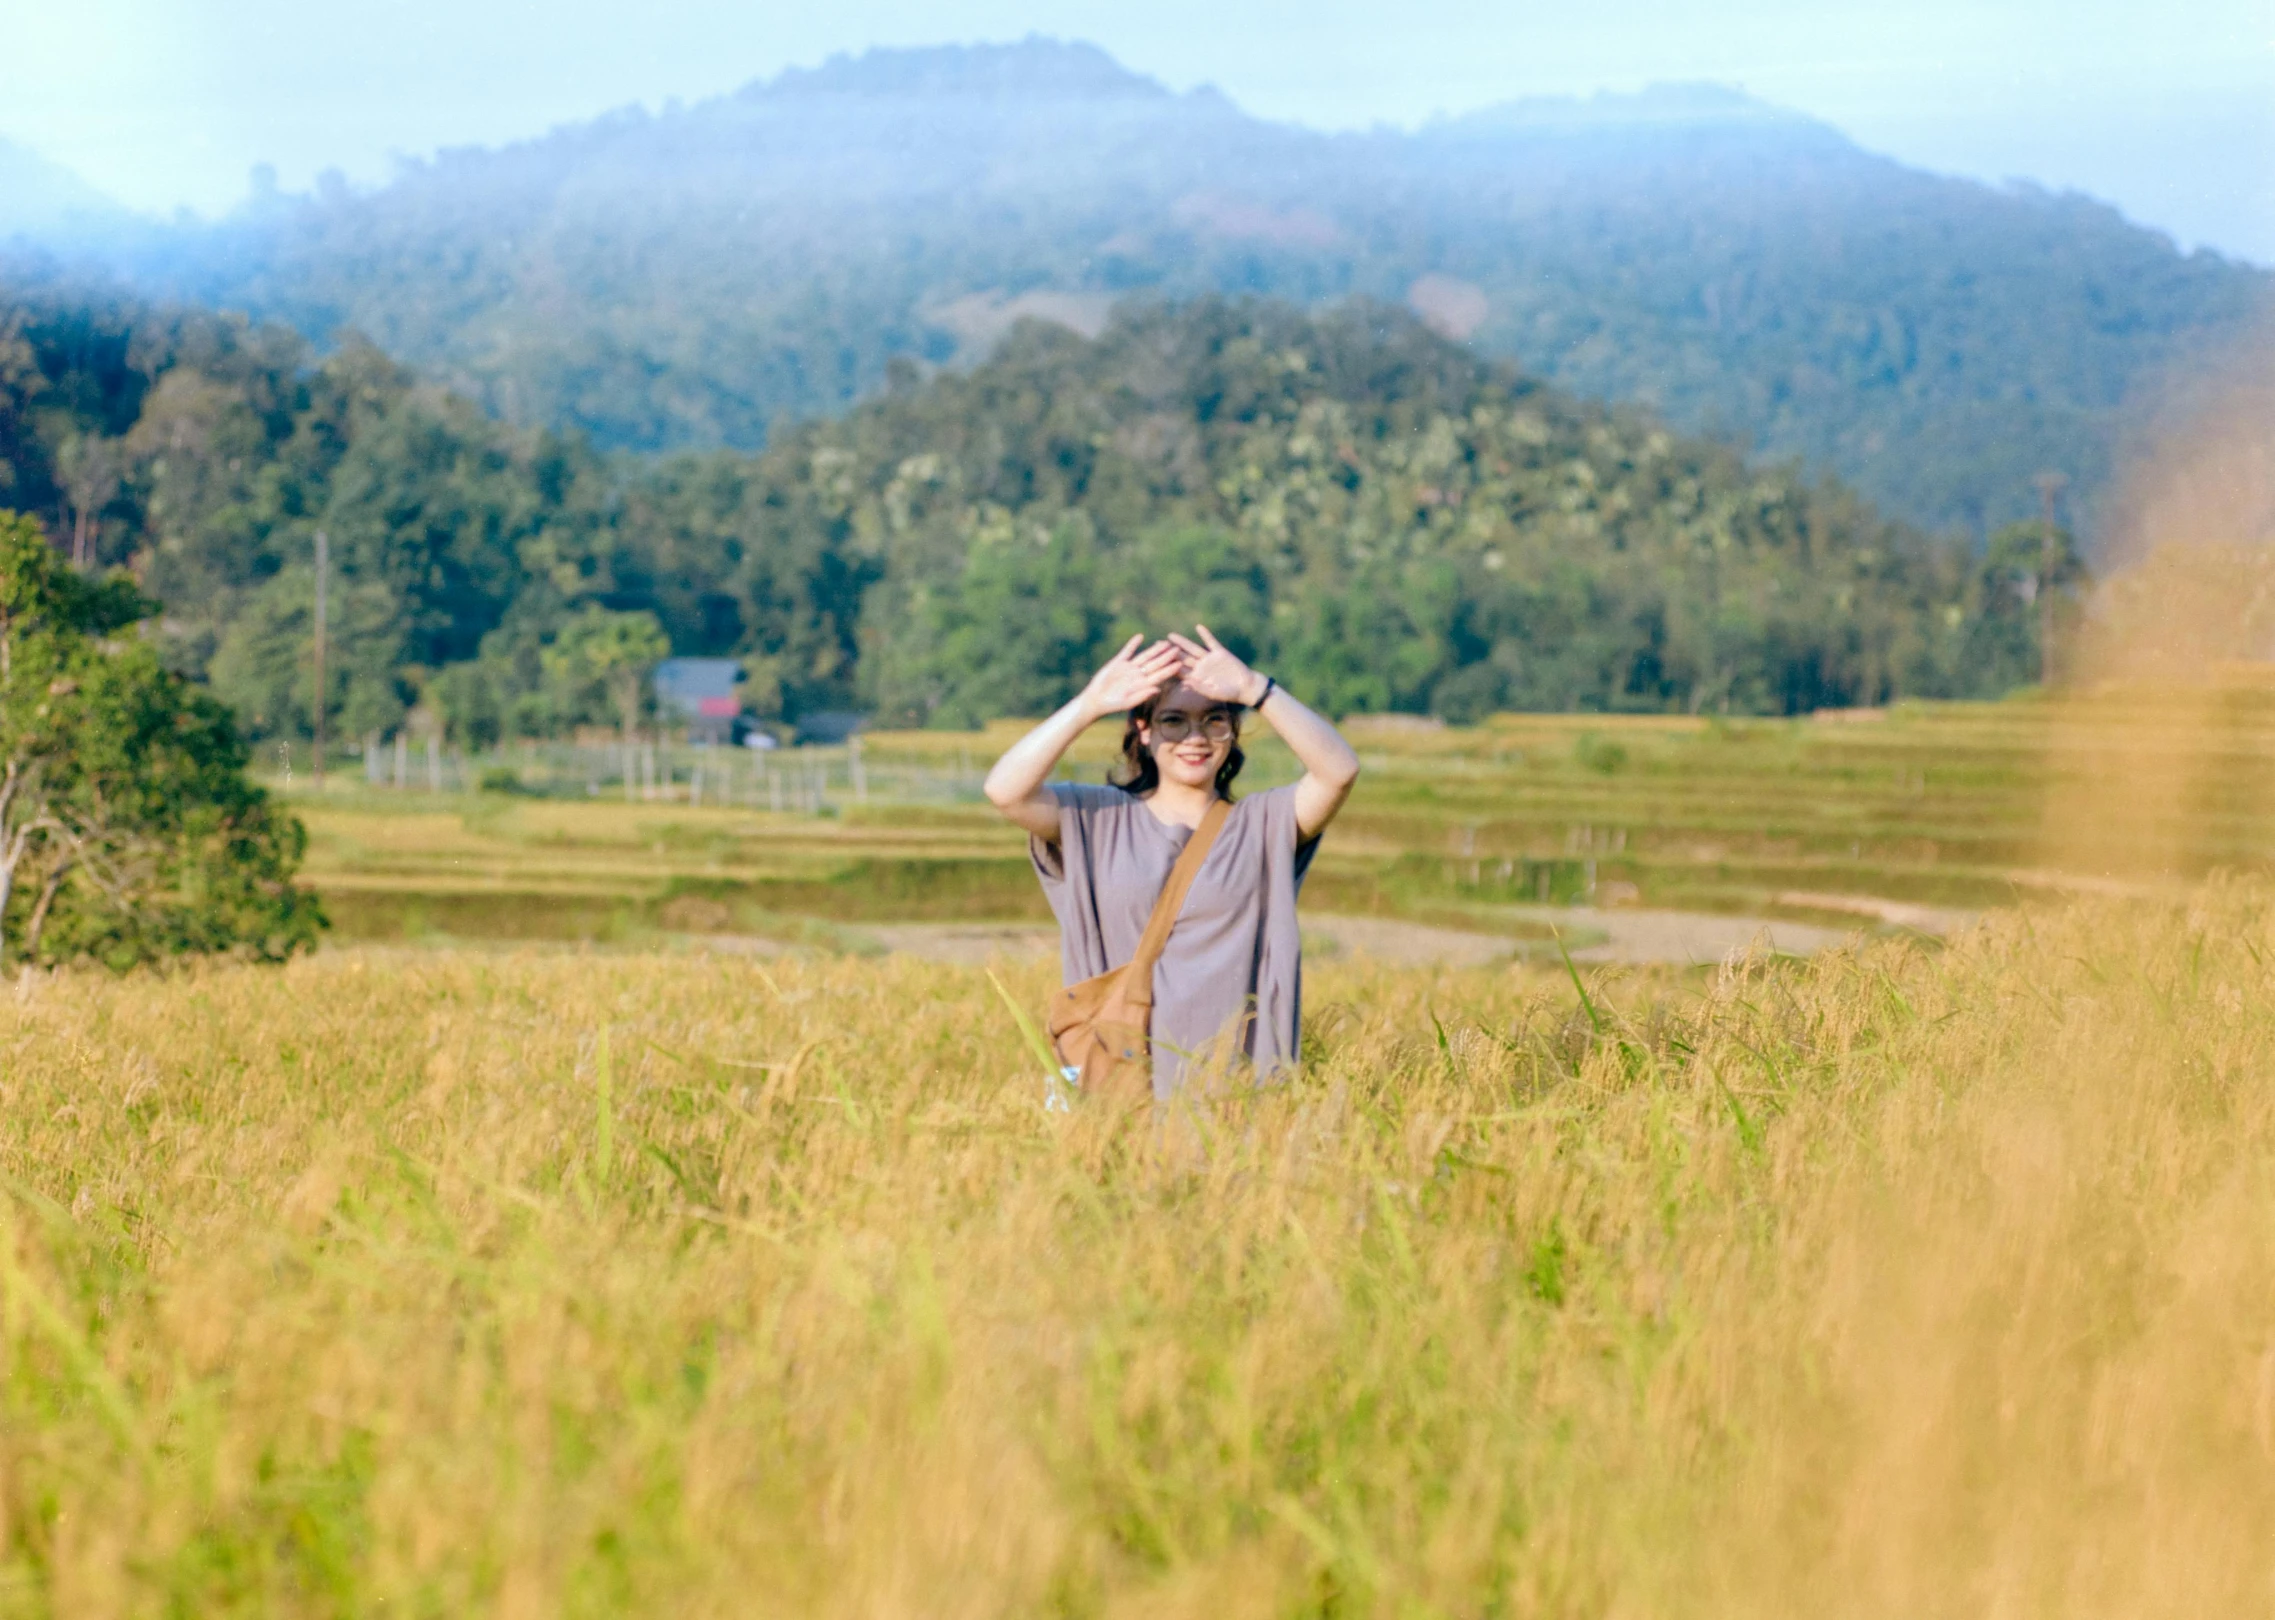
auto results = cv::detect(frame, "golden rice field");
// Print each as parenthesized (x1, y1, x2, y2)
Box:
(6, 877, 2274, 1615)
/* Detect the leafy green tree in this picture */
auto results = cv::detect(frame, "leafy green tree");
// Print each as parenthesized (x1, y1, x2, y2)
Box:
(53, 432, 124, 569)
(0, 511, 321, 969)
(1966, 519, 2089, 692)
(541, 606, 669, 742)
(1103, 525, 1272, 664)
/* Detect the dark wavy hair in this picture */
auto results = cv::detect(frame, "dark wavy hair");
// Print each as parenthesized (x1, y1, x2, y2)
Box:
(1109, 691, 1245, 799)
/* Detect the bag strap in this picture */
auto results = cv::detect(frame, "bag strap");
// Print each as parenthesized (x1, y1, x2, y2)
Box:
(1122, 797, 1231, 1010)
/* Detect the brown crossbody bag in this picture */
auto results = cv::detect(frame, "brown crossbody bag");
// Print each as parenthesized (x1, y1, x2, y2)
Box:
(1047, 797, 1231, 1097)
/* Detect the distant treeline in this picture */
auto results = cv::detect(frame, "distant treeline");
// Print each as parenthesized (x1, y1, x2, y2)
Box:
(1, 278, 2068, 739)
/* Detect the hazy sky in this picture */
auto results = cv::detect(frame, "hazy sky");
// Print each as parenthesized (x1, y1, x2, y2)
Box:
(8, 0, 2273, 261)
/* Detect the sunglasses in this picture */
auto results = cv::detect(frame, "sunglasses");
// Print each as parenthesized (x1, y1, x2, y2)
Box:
(1151, 709, 1237, 743)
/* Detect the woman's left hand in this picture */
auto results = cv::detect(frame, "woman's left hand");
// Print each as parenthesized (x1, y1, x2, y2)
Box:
(1168, 625, 1269, 707)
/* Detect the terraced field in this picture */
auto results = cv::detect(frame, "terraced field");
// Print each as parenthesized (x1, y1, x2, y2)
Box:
(286, 683, 2275, 952)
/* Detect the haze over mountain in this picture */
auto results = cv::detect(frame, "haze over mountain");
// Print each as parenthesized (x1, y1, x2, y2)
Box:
(0, 139, 137, 244)
(45, 38, 2275, 544)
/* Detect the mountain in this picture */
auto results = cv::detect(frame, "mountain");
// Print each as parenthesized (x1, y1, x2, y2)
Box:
(0, 139, 137, 245)
(99, 38, 2275, 543)
(1, 278, 2056, 735)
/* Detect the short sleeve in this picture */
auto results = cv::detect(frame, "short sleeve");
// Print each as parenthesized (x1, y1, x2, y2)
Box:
(1027, 784, 1140, 987)
(1256, 782, 1323, 889)
(1028, 782, 1125, 887)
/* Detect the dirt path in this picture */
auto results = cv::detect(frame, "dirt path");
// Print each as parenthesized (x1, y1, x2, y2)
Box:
(1302, 916, 1519, 967)
(862, 923, 1057, 965)
(1772, 890, 1979, 934)
(1551, 908, 1851, 965)
(1308, 910, 1869, 967)
(826, 906, 1949, 968)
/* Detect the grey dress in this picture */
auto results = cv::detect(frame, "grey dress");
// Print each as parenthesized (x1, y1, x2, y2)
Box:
(1030, 783, 1319, 1097)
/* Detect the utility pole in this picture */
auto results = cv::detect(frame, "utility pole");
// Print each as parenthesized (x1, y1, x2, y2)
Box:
(2033, 472, 2067, 687)
(312, 528, 329, 789)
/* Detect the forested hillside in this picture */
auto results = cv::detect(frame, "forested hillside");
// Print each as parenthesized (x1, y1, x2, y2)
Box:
(2, 276, 2062, 737)
(84, 40, 2272, 543)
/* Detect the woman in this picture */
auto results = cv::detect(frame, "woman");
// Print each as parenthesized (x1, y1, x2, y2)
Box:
(984, 626, 1361, 1097)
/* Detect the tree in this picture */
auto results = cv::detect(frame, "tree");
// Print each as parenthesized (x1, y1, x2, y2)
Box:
(53, 433, 122, 570)
(0, 511, 322, 970)
(1970, 519, 2089, 693)
(542, 605, 669, 742)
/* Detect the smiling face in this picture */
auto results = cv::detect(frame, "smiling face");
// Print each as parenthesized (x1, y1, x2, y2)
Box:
(1139, 683, 1238, 792)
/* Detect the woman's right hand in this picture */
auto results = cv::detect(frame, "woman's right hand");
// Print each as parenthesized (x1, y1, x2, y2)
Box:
(985, 635, 1182, 842)
(1080, 635, 1183, 718)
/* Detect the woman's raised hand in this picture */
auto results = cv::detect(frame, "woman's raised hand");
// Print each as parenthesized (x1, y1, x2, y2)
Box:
(1081, 635, 1184, 716)
(1167, 626, 1268, 707)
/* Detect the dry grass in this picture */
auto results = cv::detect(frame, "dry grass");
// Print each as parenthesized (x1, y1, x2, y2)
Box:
(3, 886, 2274, 1616)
